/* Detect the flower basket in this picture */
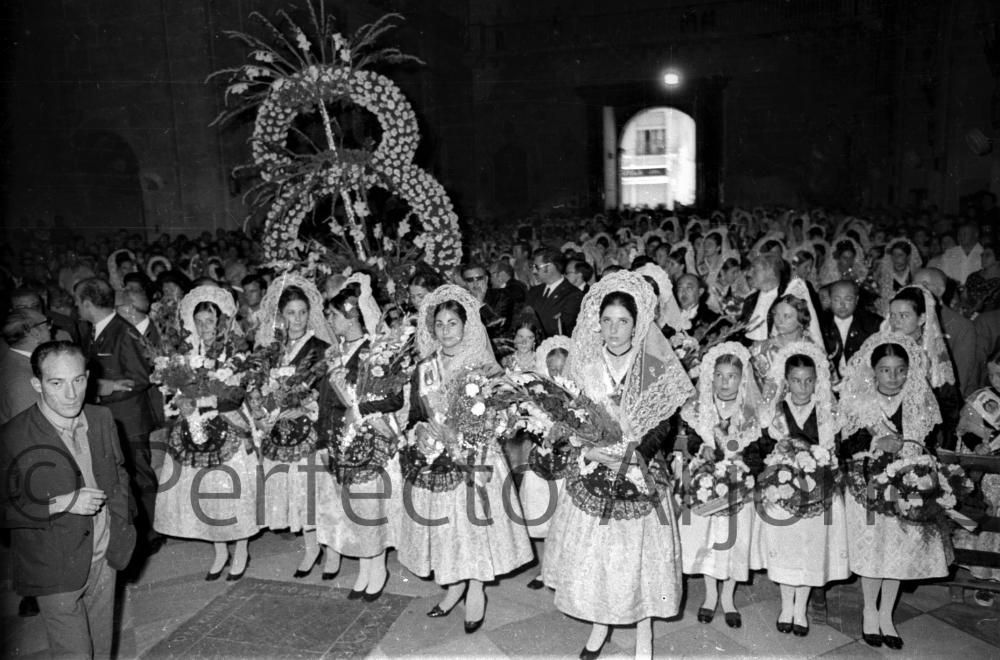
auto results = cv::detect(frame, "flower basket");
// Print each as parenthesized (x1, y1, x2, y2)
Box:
(682, 456, 755, 517)
(757, 438, 840, 518)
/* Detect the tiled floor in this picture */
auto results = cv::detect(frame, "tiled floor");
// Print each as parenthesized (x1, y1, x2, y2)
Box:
(2, 531, 999, 658)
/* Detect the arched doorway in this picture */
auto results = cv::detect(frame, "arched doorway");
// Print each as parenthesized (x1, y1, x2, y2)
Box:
(72, 130, 145, 234)
(619, 107, 696, 209)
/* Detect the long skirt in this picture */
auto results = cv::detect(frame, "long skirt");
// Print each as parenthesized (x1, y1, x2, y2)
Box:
(519, 471, 564, 539)
(260, 453, 324, 532)
(750, 495, 850, 586)
(317, 457, 400, 558)
(542, 485, 683, 625)
(844, 495, 953, 579)
(154, 446, 260, 542)
(680, 503, 755, 581)
(396, 449, 533, 585)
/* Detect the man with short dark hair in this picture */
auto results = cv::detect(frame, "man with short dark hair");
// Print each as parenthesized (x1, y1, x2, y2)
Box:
(565, 259, 593, 293)
(820, 280, 883, 379)
(462, 262, 514, 335)
(239, 273, 267, 335)
(523, 248, 584, 338)
(490, 260, 527, 307)
(74, 277, 161, 554)
(0, 341, 136, 657)
(0, 309, 51, 423)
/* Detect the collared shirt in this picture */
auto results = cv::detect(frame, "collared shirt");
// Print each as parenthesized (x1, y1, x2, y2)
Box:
(92, 311, 116, 340)
(746, 287, 779, 342)
(36, 403, 109, 563)
(940, 244, 983, 285)
(833, 315, 853, 373)
(543, 278, 566, 298)
(134, 317, 150, 336)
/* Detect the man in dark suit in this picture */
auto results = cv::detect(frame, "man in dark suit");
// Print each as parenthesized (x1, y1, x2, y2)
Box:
(0, 308, 53, 618)
(736, 254, 789, 345)
(462, 262, 515, 336)
(821, 280, 883, 380)
(74, 276, 161, 553)
(0, 342, 136, 657)
(523, 248, 584, 338)
(120, 273, 165, 430)
(490, 260, 528, 310)
(665, 273, 729, 340)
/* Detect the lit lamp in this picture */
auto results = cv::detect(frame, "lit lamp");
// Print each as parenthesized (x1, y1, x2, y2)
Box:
(662, 70, 681, 87)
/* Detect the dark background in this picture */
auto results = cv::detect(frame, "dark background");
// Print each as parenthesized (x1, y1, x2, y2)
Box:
(2, 0, 997, 239)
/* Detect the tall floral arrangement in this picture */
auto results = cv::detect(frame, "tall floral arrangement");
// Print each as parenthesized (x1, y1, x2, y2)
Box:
(210, 1, 463, 297)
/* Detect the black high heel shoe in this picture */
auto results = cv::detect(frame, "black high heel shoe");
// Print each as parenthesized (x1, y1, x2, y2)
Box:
(362, 573, 389, 602)
(426, 601, 458, 617)
(293, 549, 323, 579)
(697, 607, 715, 623)
(882, 633, 903, 650)
(776, 619, 793, 634)
(724, 611, 742, 629)
(792, 623, 809, 637)
(464, 594, 487, 634)
(347, 588, 366, 600)
(579, 630, 608, 660)
(205, 559, 229, 582)
(862, 631, 883, 647)
(227, 556, 250, 582)
(526, 577, 545, 590)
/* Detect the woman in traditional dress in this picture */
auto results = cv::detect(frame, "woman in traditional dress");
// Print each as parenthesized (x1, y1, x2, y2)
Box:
(875, 239, 923, 316)
(154, 285, 259, 581)
(749, 279, 822, 398)
(882, 285, 962, 445)
(316, 275, 404, 599)
(751, 341, 849, 636)
(254, 276, 335, 577)
(542, 271, 694, 658)
(838, 333, 953, 650)
(679, 342, 764, 630)
(397, 285, 533, 632)
(501, 320, 540, 373)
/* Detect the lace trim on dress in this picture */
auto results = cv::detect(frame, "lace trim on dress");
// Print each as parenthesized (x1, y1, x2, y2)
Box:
(566, 458, 673, 520)
(166, 414, 249, 468)
(398, 445, 466, 492)
(260, 416, 319, 462)
(329, 430, 397, 486)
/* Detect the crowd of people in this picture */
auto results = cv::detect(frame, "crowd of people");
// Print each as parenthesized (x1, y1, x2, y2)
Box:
(2, 200, 1000, 659)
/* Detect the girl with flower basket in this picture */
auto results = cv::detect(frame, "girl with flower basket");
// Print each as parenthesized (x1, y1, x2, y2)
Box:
(250, 276, 334, 578)
(315, 275, 410, 599)
(540, 272, 694, 659)
(678, 342, 765, 631)
(152, 285, 260, 581)
(397, 285, 532, 633)
(838, 332, 955, 650)
(750, 342, 848, 637)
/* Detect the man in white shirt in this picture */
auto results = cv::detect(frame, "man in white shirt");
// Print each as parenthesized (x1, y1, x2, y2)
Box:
(820, 280, 883, 380)
(939, 222, 982, 285)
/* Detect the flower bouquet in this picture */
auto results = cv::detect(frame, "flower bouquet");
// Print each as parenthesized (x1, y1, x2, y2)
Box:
(332, 413, 402, 485)
(682, 455, 755, 517)
(400, 367, 511, 491)
(851, 450, 974, 529)
(151, 335, 253, 465)
(757, 437, 840, 517)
